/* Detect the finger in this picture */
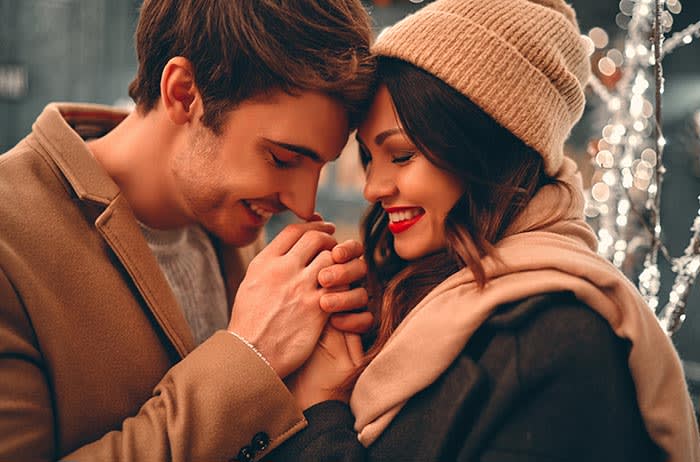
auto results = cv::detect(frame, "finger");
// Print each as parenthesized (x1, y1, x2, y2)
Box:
(318, 257, 367, 288)
(329, 311, 374, 335)
(323, 284, 350, 294)
(307, 212, 324, 222)
(306, 249, 334, 277)
(320, 287, 368, 313)
(260, 222, 336, 257)
(344, 333, 365, 366)
(287, 230, 338, 266)
(331, 240, 364, 264)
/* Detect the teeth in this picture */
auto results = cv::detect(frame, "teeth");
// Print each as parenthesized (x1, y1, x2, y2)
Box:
(245, 201, 273, 219)
(388, 208, 422, 223)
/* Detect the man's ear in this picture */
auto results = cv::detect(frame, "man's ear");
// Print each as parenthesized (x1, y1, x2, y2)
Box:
(160, 56, 202, 125)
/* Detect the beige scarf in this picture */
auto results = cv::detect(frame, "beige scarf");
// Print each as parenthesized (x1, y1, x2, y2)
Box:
(349, 158, 700, 461)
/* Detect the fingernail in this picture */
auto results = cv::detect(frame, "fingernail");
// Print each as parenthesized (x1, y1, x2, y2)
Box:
(319, 270, 333, 286)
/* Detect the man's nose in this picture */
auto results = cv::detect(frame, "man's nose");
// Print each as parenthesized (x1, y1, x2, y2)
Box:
(279, 168, 321, 221)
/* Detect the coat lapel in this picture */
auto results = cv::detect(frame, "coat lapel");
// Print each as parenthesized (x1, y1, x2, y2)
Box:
(32, 103, 195, 358)
(95, 195, 195, 357)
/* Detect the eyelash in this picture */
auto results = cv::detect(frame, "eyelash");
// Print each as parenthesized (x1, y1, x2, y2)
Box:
(358, 146, 416, 169)
(392, 152, 416, 164)
(268, 150, 293, 169)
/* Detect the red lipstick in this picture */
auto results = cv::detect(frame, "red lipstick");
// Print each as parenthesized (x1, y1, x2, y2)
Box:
(385, 207, 425, 234)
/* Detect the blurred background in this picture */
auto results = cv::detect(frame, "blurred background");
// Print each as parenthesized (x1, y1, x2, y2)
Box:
(1, 0, 699, 402)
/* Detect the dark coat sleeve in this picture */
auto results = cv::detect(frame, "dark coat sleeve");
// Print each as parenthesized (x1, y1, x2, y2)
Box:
(472, 297, 662, 462)
(267, 400, 365, 461)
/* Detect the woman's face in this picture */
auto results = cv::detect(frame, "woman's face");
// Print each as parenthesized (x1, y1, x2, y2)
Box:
(357, 85, 464, 261)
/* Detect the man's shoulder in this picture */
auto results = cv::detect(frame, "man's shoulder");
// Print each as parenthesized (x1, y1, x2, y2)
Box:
(0, 135, 58, 201)
(0, 127, 88, 244)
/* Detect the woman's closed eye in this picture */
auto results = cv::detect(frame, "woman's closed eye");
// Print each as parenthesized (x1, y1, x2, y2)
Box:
(392, 151, 416, 164)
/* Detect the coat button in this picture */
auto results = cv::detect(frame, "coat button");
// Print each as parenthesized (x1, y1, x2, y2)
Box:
(252, 432, 270, 452)
(236, 445, 255, 462)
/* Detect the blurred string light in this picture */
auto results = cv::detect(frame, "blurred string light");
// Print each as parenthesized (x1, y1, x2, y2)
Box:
(662, 19, 700, 57)
(660, 116, 700, 334)
(584, 0, 700, 335)
(659, 197, 700, 335)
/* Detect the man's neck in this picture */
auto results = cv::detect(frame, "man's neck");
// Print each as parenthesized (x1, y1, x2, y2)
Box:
(86, 109, 191, 230)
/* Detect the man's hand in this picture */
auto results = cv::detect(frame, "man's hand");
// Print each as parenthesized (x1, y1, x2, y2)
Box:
(318, 240, 373, 334)
(228, 221, 339, 378)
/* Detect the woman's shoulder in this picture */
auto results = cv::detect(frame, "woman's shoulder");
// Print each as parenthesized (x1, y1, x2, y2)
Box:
(455, 292, 660, 461)
(483, 291, 627, 366)
(459, 290, 635, 397)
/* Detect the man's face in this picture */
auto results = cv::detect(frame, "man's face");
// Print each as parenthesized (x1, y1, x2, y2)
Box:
(170, 90, 350, 246)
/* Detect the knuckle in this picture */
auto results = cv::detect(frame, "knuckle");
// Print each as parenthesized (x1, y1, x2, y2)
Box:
(347, 239, 362, 249)
(277, 225, 299, 242)
(320, 294, 335, 310)
(331, 266, 347, 281)
(308, 229, 326, 239)
(357, 289, 369, 305)
(286, 223, 305, 234)
(349, 240, 364, 253)
(319, 250, 334, 264)
(353, 257, 368, 274)
(307, 230, 335, 247)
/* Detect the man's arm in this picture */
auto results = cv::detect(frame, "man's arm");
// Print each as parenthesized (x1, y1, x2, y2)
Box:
(0, 263, 304, 461)
(1, 221, 369, 461)
(65, 332, 305, 461)
(0, 267, 55, 460)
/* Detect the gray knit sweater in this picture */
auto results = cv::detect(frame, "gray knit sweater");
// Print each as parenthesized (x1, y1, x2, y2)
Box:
(139, 223, 228, 345)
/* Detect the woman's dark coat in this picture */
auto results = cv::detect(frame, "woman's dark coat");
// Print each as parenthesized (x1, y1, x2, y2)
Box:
(272, 292, 660, 461)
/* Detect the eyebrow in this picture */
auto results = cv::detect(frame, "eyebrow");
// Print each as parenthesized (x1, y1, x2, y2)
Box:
(374, 128, 404, 146)
(265, 139, 334, 163)
(355, 128, 405, 149)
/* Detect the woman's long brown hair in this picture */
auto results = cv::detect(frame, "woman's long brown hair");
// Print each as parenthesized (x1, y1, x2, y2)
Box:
(345, 58, 571, 388)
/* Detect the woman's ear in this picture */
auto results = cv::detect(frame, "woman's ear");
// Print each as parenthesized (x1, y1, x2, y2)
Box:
(160, 56, 202, 125)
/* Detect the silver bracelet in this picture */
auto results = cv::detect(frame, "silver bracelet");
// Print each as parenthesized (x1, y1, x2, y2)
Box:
(227, 331, 271, 368)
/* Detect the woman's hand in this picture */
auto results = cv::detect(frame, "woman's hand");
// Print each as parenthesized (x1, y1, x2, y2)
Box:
(285, 325, 364, 410)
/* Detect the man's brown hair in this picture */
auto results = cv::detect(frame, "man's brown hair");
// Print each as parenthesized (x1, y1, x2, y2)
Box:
(128, 0, 375, 132)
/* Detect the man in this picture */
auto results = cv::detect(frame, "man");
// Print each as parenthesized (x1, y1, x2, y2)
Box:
(0, 0, 375, 460)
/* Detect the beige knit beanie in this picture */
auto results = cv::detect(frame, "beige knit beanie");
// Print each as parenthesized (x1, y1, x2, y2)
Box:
(372, 0, 591, 176)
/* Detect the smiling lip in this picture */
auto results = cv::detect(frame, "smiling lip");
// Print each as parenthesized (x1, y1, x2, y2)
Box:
(241, 200, 280, 227)
(385, 206, 425, 234)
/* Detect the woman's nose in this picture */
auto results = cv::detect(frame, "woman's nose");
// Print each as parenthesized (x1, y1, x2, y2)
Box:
(363, 163, 397, 203)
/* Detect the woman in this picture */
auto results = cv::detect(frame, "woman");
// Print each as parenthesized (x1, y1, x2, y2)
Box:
(270, 0, 700, 461)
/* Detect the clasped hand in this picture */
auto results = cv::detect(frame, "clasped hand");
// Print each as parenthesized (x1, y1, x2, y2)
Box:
(228, 221, 371, 385)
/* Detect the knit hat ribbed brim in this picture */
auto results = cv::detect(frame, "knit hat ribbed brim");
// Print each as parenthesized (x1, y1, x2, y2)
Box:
(372, 0, 591, 176)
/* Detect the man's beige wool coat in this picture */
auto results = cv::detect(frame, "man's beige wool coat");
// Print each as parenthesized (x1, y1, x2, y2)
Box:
(0, 103, 306, 461)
